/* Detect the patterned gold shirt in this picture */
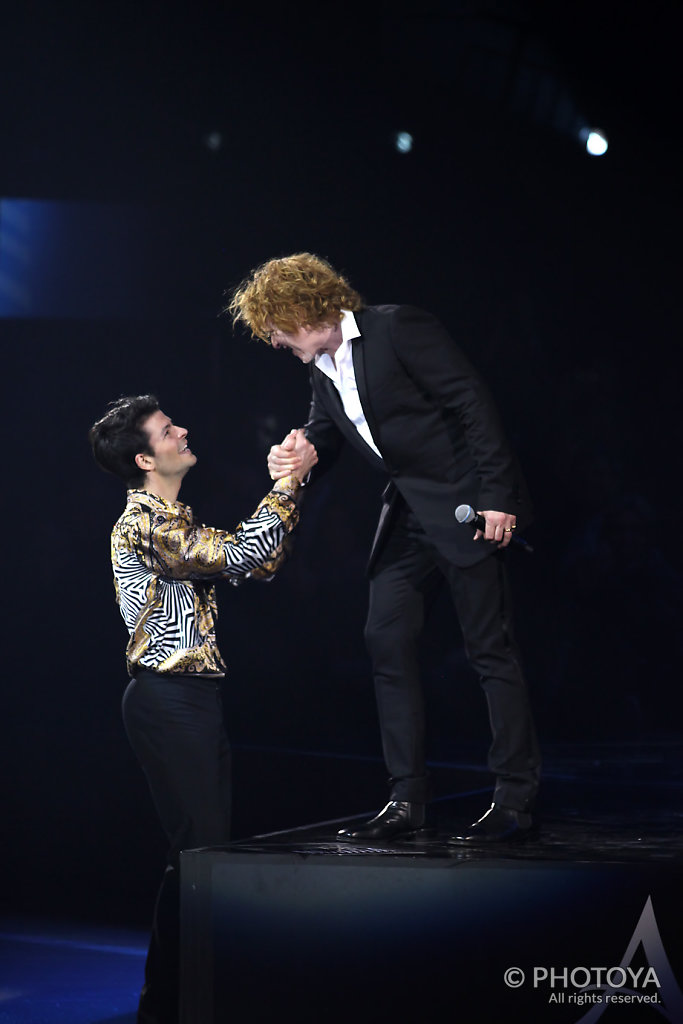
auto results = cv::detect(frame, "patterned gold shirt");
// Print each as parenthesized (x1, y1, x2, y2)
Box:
(111, 477, 301, 677)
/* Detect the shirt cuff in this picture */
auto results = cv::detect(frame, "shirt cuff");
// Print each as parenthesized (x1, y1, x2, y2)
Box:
(271, 474, 303, 499)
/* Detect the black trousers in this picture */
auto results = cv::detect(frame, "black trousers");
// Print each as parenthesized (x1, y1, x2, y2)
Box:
(122, 670, 231, 1024)
(365, 503, 540, 811)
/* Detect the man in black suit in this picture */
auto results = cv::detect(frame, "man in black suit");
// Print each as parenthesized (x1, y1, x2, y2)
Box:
(228, 253, 540, 842)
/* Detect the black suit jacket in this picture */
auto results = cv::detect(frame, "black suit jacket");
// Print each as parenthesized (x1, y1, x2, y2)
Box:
(304, 304, 531, 569)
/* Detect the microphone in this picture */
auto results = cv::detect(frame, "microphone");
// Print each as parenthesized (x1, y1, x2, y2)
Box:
(455, 505, 534, 554)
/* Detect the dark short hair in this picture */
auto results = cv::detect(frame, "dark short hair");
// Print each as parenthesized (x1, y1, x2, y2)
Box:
(89, 394, 160, 487)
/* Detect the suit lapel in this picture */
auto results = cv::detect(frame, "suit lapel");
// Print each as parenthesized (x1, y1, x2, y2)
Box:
(317, 370, 344, 415)
(350, 327, 382, 454)
(313, 346, 384, 470)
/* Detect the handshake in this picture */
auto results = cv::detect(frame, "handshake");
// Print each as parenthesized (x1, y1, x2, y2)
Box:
(268, 428, 318, 484)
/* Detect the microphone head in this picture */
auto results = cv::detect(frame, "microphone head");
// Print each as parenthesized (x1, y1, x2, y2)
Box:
(455, 504, 476, 525)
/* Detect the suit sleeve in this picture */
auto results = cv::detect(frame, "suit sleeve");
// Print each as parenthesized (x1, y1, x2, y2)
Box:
(390, 305, 520, 511)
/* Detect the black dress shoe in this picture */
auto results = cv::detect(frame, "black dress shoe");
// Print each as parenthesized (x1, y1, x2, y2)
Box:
(337, 800, 426, 841)
(447, 803, 534, 843)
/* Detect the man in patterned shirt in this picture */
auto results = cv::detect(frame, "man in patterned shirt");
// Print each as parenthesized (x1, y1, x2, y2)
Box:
(89, 394, 316, 1024)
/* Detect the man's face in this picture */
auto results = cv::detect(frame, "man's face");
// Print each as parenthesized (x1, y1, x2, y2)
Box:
(140, 409, 197, 479)
(269, 324, 339, 364)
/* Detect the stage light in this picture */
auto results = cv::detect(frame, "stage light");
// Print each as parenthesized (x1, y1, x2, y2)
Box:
(394, 131, 413, 154)
(203, 131, 223, 152)
(579, 128, 608, 156)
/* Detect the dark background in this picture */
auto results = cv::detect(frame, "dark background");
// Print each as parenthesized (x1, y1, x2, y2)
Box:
(2, 1, 681, 927)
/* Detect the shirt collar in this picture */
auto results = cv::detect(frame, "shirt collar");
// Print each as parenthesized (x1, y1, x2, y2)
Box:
(126, 489, 190, 516)
(340, 309, 361, 344)
(315, 310, 360, 375)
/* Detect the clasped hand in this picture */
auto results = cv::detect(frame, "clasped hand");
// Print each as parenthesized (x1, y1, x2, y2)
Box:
(268, 429, 318, 483)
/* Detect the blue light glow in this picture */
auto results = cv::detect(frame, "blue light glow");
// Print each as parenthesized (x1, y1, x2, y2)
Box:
(395, 131, 413, 154)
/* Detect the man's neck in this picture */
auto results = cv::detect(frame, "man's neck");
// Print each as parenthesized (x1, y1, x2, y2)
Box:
(139, 474, 183, 503)
(324, 321, 344, 368)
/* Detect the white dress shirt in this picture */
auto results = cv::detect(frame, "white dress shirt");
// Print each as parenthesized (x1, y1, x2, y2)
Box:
(315, 310, 383, 459)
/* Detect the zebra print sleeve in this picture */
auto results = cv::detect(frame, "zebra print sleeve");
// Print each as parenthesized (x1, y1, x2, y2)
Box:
(117, 482, 301, 583)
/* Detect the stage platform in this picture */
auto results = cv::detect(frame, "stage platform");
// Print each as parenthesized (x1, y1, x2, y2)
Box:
(180, 739, 683, 1024)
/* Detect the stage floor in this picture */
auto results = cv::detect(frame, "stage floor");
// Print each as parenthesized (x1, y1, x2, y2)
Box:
(229, 735, 683, 863)
(1, 738, 681, 1023)
(181, 737, 683, 1024)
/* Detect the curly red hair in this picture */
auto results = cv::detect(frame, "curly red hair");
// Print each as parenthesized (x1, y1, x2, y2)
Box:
(227, 253, 364, 343)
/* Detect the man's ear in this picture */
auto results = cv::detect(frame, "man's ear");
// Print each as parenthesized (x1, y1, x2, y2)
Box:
(135, 452, 154, 473)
